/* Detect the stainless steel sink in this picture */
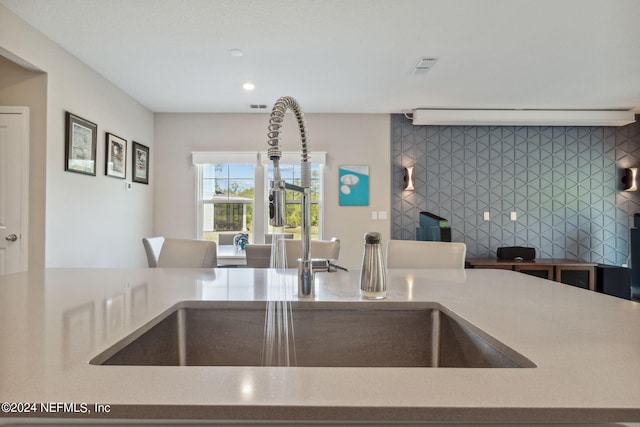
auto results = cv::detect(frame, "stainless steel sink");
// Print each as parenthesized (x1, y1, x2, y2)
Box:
(90, 301, 535, 368)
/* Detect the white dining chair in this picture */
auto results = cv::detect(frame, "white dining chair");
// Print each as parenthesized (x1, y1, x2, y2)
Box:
(281, 238, 341, 267)
(385, 240, 466, 269)
(142, 236, 165, 268)
(156, 238, 217, 268)
(218, 233, 237, 245)
(245, 244, 272, 268)
(264, 233, 294, 244)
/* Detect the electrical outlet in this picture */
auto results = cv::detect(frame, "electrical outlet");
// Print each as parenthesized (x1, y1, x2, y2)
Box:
(378, 211, 387, 220)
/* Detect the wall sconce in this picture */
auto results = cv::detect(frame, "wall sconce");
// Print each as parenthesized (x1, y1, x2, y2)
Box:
(403, 166, 415, 191)
(622, 168, 638, 191)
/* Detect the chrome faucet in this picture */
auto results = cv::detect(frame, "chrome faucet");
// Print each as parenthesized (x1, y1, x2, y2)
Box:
(267, 96, 342, 298)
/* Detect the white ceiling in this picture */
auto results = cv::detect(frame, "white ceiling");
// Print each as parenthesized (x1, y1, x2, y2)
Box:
(2, 0, 640, 114)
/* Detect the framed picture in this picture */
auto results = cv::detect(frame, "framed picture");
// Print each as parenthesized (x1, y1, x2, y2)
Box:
(65, 112, 97, 176)
(105, 133, 127, 179)
(339, 165, 370, 206)
(132, 141, 149, 184)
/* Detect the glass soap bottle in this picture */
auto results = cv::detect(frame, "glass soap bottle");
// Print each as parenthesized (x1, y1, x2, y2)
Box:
(359, 232, 387, 299)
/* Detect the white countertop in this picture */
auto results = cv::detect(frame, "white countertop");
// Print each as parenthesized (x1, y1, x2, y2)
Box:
(1, 267, 640, 424)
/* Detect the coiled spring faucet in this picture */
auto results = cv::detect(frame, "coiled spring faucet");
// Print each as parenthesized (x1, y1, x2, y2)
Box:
(267, 96, 339, 297)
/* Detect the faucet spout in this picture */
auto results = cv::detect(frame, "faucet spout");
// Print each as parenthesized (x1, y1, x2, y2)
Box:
(266, 96, 315, 298)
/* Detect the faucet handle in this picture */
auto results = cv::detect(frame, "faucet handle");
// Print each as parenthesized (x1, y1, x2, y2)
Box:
(327, 259, 349, 273)
(310, 258, 348, 273)
(329, 261, 349, 272)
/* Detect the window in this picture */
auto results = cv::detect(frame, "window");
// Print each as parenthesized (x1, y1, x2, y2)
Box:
(200, 163, 255, 242)
(266, 163, 322, 240)
(194, 151, 325, 244)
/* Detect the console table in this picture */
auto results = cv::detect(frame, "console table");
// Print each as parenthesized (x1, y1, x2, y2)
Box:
(465, 258, 597, 291)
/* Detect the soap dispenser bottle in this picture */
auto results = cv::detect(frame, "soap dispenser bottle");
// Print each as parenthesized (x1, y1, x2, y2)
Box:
(359, 232, 387, 299)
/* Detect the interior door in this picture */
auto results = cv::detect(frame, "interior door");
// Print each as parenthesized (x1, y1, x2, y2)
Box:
(0, 108, 29, 275)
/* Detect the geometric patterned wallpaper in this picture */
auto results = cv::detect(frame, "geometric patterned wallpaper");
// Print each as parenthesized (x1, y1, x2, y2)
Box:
(391, 114, 640, 265)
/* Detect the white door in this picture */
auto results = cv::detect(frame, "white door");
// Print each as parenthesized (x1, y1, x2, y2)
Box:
(0, 107, 29, 276)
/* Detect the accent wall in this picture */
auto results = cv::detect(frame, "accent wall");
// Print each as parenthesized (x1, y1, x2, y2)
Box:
(391, 114, 640, 265)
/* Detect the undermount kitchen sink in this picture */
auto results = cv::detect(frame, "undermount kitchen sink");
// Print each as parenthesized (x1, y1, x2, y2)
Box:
(90, 301, 536, 368)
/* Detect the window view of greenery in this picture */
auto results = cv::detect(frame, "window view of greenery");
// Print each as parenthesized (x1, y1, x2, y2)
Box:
(200, 162, 322, 243)
(267, 163, 321, 240)
(202, 164, 254, 243)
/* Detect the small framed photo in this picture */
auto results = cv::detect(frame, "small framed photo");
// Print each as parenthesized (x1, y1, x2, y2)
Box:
(105, 133, 127, 179)
(132, 141, 149, 184)
(65, 112, 97, 176)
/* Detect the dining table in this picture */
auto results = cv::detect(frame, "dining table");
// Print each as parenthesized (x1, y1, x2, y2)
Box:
(216, 244, 247, 266)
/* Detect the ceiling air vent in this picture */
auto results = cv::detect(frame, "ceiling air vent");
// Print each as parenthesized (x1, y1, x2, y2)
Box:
(250, 104, 268, 109)
(412, 57, 438, 75)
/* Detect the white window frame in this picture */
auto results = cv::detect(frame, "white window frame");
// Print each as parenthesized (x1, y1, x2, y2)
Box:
(193, 152, 260, 240)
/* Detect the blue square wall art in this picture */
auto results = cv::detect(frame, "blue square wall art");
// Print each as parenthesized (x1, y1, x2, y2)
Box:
(339, 165, 369, 206)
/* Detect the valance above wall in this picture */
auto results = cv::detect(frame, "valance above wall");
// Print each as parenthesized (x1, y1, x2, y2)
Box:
(191, 151, 327, 165)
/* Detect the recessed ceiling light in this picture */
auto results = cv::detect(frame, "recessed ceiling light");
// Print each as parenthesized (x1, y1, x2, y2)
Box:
(229, 48, 244, 57)
(242, 82, 255, 91)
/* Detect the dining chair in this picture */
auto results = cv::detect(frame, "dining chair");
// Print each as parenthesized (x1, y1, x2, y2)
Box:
(245, 244, 272, 268)
(142, 236, 165, 268)
(385, 240, 466, 269)
(264, 233, 294, 244)
(218, 233, 237, 245)
(282, 238, 340, 267)
(156, 238, 217, 268)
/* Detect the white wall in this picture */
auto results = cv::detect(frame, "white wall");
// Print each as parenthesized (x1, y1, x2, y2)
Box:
(0, 55, 47, 270)
(154, 113, 391, 270)
(0, 5, 391, 270)
(0, 5, 155, 268)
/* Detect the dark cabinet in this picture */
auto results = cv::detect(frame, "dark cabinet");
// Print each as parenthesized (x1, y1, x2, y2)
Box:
(596, 264, 631, 300)
(466, 259, 596, 291)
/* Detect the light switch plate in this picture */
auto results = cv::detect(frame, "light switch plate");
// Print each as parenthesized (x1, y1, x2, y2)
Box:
(371, 211, 378, 220)
(483, 212, 490, 221)
(510, 211, 517, 221)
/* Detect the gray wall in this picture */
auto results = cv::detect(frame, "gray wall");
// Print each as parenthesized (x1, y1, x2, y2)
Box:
(391, 114, 640, 265)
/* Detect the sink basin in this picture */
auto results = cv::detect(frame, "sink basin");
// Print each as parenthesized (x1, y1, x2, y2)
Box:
(90, 301, 535, 368)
